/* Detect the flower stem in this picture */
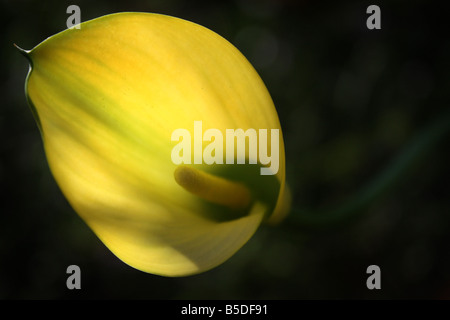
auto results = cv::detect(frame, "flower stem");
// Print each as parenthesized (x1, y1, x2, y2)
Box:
(288, 110, 450, 229)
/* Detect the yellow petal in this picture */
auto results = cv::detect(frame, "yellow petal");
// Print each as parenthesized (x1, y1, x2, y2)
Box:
(21, 12, 288, 276)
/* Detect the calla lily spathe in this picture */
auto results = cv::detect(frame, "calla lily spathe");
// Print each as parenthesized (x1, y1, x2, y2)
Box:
(19, 12, 288, 276)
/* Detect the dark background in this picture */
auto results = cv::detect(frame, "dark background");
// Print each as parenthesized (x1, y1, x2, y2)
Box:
(1, 0, 449, 299)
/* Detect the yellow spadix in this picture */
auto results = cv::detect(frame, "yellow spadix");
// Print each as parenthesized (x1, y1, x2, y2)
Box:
(19, 12, 289, 276)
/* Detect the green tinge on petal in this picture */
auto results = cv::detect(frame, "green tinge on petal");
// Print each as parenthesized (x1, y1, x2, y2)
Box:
(23, 12, 287, 276)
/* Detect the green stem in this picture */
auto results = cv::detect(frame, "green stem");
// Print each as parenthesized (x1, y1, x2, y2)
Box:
(288, 110, 450, 229)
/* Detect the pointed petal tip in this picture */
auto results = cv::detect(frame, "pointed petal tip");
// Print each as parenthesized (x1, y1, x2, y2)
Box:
(14, 43, 32, 63)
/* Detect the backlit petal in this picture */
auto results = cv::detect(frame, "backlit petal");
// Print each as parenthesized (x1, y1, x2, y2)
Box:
(22, 12, 287, 276)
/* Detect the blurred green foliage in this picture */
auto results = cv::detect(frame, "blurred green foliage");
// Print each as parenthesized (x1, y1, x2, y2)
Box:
(1, 0, 449, 299)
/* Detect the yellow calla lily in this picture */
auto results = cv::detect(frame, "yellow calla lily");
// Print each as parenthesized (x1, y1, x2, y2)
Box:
(18, 12, 289, 276)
